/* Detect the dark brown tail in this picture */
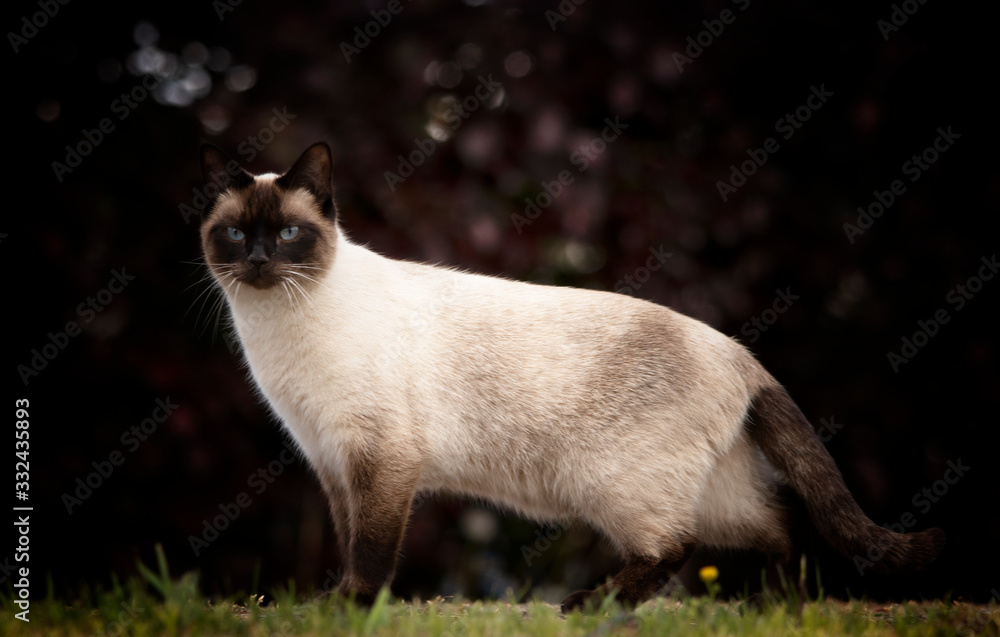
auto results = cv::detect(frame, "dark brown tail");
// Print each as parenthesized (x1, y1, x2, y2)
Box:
(745, 384, 945, 575)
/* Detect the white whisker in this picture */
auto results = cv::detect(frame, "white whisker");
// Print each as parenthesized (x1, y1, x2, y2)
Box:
(190, 273, 231, 331)
(186, 280, 220, 323)
(285, 276, 314, 306)
(182, 269, 229, 294)
(211, 275, 239, 342)
(285, 270, 321, 285)
(222, 274, 238, 296)
(184, 259, 238, 267)
(281, 280, 302, 314)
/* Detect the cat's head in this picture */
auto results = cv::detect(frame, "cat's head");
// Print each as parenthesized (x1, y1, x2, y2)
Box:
(199, 142, 337, 293)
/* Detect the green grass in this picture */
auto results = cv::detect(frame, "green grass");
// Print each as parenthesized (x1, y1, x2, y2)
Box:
(2, 548, 996, 636)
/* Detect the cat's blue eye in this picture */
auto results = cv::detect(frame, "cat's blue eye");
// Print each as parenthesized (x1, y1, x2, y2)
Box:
(279, 226, 299, 240)
(226, 227, 245, 241)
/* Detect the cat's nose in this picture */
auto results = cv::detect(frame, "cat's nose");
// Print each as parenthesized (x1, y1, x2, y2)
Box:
(248, 242, 270, 270)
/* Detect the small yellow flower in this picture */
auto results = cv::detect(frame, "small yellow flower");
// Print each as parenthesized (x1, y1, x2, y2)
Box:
(698, 565, 719, 584)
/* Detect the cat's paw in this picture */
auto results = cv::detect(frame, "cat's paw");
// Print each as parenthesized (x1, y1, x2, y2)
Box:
(334, 584, 377, 608)
(560, 589, 603, 613)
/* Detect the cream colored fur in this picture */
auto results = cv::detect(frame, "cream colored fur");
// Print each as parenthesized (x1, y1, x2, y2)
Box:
(216, 203, 789, 561)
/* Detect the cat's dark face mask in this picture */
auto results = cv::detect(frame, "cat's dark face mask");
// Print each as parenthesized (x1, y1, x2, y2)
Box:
(199, 143, 338, 293)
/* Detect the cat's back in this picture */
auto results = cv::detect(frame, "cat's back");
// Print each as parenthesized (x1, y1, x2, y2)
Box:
(380, 248, 764, 428)
(411, 255, 750, 375)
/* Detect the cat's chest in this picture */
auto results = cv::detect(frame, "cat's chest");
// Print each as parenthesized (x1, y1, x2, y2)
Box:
(228, 299, 391, 467)
(235, 313, 313, 389)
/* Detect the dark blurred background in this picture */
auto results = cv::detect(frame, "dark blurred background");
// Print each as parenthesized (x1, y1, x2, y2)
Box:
(5, 0, 997, 606)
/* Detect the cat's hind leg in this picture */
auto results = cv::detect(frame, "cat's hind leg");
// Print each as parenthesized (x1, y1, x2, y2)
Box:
(561, 541, 696, 612)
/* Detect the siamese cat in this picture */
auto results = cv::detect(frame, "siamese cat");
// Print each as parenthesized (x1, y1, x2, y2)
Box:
(198, 141, 944, 611)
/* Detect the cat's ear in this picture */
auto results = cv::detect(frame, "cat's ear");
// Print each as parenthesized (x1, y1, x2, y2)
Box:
(200, 143, 253, 193)
(277, 142, 335, 218)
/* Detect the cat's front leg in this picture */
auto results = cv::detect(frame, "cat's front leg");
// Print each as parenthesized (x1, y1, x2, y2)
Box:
(317, 472, 352, 580)
(334, 445, 420, 606)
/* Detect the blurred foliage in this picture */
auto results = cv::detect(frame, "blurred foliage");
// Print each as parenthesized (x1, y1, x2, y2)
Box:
(4, 548, 999, 636)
